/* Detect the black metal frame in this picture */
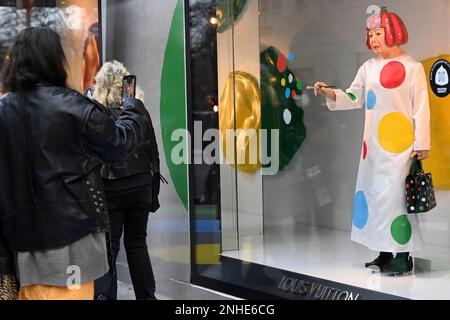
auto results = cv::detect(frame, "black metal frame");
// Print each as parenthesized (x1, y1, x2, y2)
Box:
(185, 0, 196, 286)
(97, 0, 103, 65)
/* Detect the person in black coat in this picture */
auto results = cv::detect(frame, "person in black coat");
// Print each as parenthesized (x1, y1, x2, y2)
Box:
(0, 27, 150, 300)
(92, 61, 160, 300)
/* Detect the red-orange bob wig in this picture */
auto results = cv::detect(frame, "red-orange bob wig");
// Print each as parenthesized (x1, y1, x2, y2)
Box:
(366, 7, 408, 50)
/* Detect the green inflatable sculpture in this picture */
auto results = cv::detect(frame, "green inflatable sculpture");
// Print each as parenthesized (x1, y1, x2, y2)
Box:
(216, 0, 248, 33)
(260, 46, 307, 172)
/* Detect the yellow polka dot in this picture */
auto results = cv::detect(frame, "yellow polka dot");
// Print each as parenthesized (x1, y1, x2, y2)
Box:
(281, 78, 286, 87)
(378, 113, 414, 153)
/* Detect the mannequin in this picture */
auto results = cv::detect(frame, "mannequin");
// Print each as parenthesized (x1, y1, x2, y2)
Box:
(314, 7, 431, 274)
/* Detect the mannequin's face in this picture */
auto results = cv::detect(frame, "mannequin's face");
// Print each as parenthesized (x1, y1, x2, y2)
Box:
(368, 28, 387, 55)
(369, 28, 403, 59)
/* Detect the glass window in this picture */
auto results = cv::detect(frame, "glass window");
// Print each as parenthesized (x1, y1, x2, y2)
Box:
(189, 0, 450, 300)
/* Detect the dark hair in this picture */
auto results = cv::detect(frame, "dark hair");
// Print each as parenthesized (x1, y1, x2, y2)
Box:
(0, 27, 68, 92)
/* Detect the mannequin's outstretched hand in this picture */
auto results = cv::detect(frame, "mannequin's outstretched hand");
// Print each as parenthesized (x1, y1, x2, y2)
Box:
(313, 82, 336, 101)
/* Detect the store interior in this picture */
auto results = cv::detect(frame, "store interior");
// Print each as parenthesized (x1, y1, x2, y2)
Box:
(217, 0, 450, 299)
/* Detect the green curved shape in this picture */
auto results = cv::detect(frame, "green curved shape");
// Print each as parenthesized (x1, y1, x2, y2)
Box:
(216, 0, 248, 33)
(160, 0, 188, 209)
(260, 47, 306, 172)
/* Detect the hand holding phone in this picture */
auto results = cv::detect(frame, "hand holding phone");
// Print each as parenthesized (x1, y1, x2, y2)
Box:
(122, 75, 137, 103)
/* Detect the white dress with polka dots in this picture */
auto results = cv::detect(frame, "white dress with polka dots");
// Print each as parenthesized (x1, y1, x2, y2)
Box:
(327, 54, 430, 253)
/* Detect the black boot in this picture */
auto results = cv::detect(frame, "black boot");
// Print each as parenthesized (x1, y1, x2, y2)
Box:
(382, 252, 413, 275)
(365, 252, 393, 272)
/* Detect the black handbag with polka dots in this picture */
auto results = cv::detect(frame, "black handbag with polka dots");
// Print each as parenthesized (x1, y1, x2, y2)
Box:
(405, 158, 437, 214)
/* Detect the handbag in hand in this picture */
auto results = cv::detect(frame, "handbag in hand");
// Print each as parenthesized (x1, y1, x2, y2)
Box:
(405, 157, 437, 214)
(0, 275, 19, 300)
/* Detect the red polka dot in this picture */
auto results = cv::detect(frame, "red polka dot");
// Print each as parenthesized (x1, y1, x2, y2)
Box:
(380, 61, 406, 89)
(277, 54, 287, 72)
(291, 90, 297, 99)
(363, 141, 368, 160)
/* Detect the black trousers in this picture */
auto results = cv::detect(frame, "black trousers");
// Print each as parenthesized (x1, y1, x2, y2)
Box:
(94, 185, 156, 300)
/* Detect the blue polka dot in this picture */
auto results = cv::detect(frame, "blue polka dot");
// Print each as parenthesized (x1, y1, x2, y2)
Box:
(285, 88, 291, 99)
(289, 52, 294, 62)
(353, 191, 369, 229)
(367, 90, 377, 110)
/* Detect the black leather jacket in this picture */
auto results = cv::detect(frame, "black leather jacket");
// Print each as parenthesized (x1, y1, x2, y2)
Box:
(100, 104, 162, 212)
(0, 85, 150, 274)
(100, 104, 154, 182)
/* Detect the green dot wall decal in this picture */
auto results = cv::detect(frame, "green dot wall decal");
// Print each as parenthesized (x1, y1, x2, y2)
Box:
(391, 215, 412, 245)
(160, 0, 188, 210)
(260, 46, 306, 172)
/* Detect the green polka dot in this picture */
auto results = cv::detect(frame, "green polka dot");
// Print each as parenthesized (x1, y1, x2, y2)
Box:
(296, 80, 303, 91)
(391, 215, 412, 245)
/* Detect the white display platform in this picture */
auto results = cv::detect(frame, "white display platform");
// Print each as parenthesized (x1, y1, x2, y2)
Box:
(221, 224, 450, 300)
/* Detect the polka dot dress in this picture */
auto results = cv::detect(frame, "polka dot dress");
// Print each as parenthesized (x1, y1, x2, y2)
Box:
(326, 55, 431, 252)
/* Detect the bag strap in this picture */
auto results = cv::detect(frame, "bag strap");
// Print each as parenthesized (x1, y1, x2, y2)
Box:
(107, 100, 168, 185)
(409, 155, 424, 175)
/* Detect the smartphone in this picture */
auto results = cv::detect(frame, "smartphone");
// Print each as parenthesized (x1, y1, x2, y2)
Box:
(122, 75, 137, 102)
(85, 87, 93, 99)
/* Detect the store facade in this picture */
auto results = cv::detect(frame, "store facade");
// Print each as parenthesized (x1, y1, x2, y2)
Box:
(2, 0, 450, 300)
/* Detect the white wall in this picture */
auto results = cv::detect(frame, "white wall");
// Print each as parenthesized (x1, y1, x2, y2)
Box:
(260, 0, 450, 250)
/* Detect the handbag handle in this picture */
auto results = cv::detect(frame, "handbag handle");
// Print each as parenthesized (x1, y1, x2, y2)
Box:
(409, 155, 424, 175)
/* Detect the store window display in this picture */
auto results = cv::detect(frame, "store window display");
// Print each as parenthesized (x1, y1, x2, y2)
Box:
(314, 7, 431, 274)
(189, 0, 450, 300)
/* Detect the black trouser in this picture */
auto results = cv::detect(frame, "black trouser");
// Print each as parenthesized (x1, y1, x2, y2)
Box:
(94, 185, 155, 300)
